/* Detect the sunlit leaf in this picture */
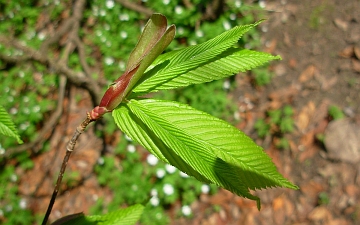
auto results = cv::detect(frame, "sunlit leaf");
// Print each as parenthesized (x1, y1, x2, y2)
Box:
(113, 99, 298, 209)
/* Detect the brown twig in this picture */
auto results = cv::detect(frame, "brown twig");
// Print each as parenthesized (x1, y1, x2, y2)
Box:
(0, 35, 101, 104)
(41, 115, 95, 225)
(116, 0, 153, 17)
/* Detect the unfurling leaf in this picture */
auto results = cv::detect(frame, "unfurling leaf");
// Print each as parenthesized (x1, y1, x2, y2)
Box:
(89, 14, 175, 120)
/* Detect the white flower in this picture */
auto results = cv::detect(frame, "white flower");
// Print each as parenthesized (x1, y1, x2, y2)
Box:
(162, 0, 170, 5)
(131, 184, 138, 191)
(259, 0, 266, 8)
(37, 32, 46, 40)
(10, 107, 18, 115)
(230, 13, 236, 21)
(119, 61, 126, 71)
(201, 184, 210, 194)
(175, 6, 183, 14)
(180, 171, 189, 178)
(18, 71, 25, 78)
(127, 144, 136, 153)
(156, 212, 163, 219)
(106, 0, 115, 9)
(95, 30, 102, 37)
(32, 105, 40, 113)
(20, 123, 29, 131)
(177, 27, 184, 35)
(5, 205, 12, 212)
(150, 188, 158, 196)
(189, 40, 197, 46)
(23, 96, 29, 103)
(147, 154, 158, 166)
(124, 134, 132, 141)
(196, 30, 204, 38)
(119, 13, 129, 21)
(223, 21, 231, 30)
(92, 6, 99, 16)
(104, 57, 114, 65)
(7, 96, 14, 102)
(100, 9, 106, 17)
(97, 157, 105, 165)
(261, 25, 269, 33)
(19, 199, 27, 209)
(233, 111, 240, 121)
(163, 183, 174, 195)
(120, 31, 128, 39)
(165, 164, 176, 174)
(223, 79, 230, 90)
(10, 174, 17, 182)
(181, 205, 192, 216)
(235, 0, 242, 8)
(0, 145, 5, 155)
(156, 168, 165, 179)
(150, 196, 159, 206)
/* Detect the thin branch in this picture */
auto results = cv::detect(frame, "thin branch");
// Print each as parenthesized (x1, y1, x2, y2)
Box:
(41, 114, 95, 225)
(40, 0, 85, 53)
(116, 0, 154, 17)
(73, 36, 92, 77)
(0, 35, 101, 104)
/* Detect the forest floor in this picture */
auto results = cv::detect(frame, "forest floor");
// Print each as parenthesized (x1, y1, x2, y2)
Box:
(17, 0, 360, 224)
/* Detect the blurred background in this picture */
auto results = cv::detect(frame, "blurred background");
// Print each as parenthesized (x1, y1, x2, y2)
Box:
(0, 0, 359, 224)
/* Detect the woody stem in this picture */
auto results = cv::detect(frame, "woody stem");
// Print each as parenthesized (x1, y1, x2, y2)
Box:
(42, 114, 95, 225)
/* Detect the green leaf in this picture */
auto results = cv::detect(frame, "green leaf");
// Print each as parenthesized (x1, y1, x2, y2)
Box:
(113, 99, 298, 209)
(52, 204, 144, 225)
(134, 48, 281, 93)
(112, 102, 211, 184)
(132, 21, 273, 94)
(0, 105, 23, 144)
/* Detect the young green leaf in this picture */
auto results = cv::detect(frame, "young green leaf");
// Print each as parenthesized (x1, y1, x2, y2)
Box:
(113, 99, 298, 209)
(52, 204, 144, 225)
(132, 21, 269, 94)
(133, 48, 281, 94)
(0, 105, 23, 144)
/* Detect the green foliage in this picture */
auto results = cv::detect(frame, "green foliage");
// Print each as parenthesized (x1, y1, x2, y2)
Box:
(328, 105, 345, 120)
(254, 118, 270, 138)
(318, 192, 330, 205)
(1, 1, 295, 224)
(0, 165, 34, 225)
(309, 3, 328, 29)
(54, 204, 144, 225)
(255, 105, 295, 149)
(252, 67, 273, 86)
(0, 105, 23, 144)
(0, 60, 57, 149)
